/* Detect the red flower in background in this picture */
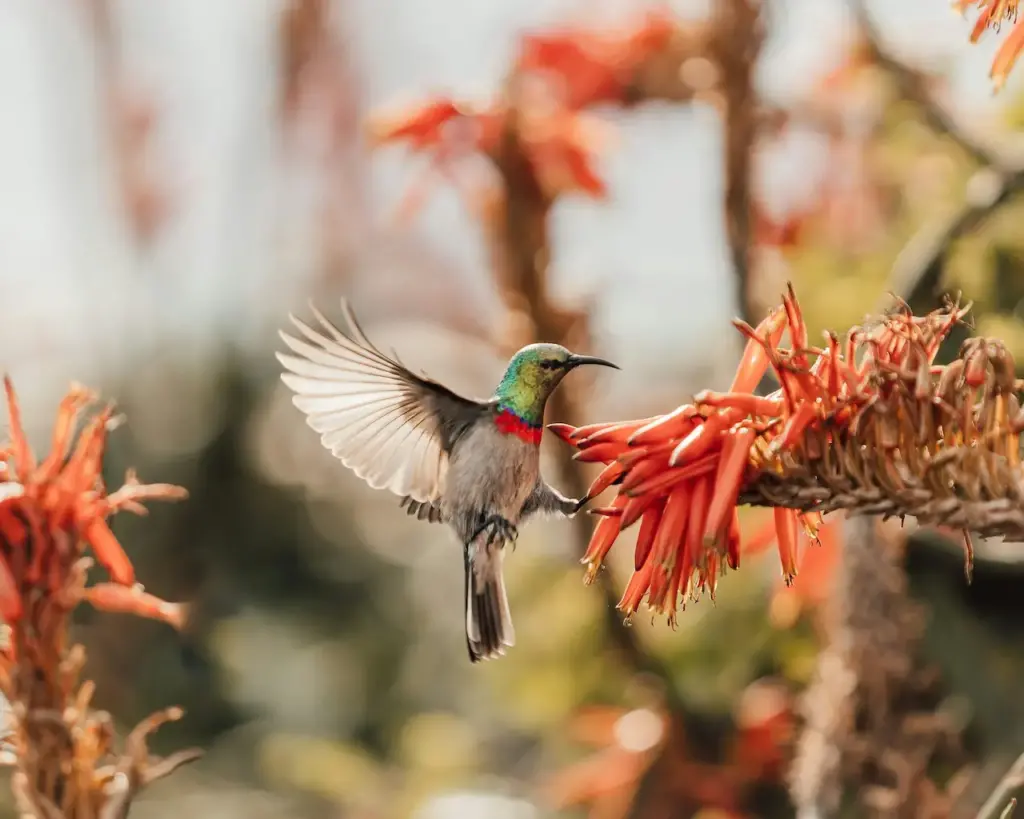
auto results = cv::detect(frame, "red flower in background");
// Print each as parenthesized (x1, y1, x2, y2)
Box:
(365, 10, 684, 221)
(744, 513, 842, 627)
(752, 206, 808, 253)
(731, 678, 795, 784)
(545, 683, 795, 819)
(516, 10, 677, 109)
(545, 705, 667, 819)
(367, 91, 609, 220)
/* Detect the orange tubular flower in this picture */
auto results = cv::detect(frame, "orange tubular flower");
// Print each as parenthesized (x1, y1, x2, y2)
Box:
(957, 0, 1020, 41)
(991, 15, 1024, 88)
(552, 284, 976, 623)
(956, 0, 1024, 90)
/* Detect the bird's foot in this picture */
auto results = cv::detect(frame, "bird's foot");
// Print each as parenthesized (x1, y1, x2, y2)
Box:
(473, 515, 518, 548)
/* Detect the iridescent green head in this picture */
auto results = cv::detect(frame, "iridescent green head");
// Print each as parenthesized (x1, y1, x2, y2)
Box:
(493, 342, 619, 426)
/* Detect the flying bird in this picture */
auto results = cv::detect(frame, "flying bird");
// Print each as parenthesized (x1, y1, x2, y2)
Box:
(276, 300, 619, 662)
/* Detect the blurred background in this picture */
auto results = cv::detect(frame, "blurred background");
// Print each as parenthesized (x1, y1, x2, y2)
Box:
(4, 0, 1024, 816)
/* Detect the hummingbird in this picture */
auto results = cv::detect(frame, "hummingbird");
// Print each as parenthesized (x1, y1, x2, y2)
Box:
(276, 300, 619, 662)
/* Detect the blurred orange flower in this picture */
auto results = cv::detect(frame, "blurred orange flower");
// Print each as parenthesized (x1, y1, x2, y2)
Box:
(515, 10, 677, 109)
(744, 513, 842, 627)
(731, 679, 795, 783)
(0, 378, 188, 629)
(546, 685, 794, 819)
(751, 205, 809, 252)
(367, 92, 609, 220)
(544, 705, 667, 819)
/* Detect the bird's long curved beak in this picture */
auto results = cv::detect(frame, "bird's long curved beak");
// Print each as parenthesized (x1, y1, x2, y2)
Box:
(566, 354, 620, 370)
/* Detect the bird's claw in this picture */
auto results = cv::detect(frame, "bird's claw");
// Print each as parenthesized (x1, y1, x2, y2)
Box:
(473, 515, 518, 548)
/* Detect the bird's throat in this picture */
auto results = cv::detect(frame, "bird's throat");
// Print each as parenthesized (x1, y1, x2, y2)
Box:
(494, 407, 543, 445)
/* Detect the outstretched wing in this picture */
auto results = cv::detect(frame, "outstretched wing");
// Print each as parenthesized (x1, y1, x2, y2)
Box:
(277, 300, 487, 505)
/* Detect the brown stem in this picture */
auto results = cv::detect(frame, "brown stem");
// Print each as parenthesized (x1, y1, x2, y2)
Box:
(12, 591, 82, 815)
(712, 0, 764, 325)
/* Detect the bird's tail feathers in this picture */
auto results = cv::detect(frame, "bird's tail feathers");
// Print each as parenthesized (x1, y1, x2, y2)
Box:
(465, 543, 515, 663)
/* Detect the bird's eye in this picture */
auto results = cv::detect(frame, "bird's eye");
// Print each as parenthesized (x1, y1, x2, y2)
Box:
(540, 359, 559, 370)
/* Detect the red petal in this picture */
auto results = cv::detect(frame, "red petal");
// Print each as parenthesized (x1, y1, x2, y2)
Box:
(633, 501, 664, 571)
(0, 556, 22, 623)
(367, 99, 462, 147)
(80, 517, 135, 586)
(84, 582, 187, 630)
(3, 377, 35, 480)
(546, 423, 577, 443)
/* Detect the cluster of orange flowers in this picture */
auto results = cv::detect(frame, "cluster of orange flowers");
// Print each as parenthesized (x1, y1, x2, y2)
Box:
(546, 685, 795, 819)
(0, 379, 187, 630)
(366, 10, 678, 213)
(0, 378, 193, 817)
(955, 0, 1024, 90)
(551, 285, 973, 622)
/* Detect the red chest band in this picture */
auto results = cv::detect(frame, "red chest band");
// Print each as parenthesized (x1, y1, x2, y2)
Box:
(495, 409, 543, 445)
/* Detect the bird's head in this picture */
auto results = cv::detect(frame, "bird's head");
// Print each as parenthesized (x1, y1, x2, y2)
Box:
(495, 343, 619, 423)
